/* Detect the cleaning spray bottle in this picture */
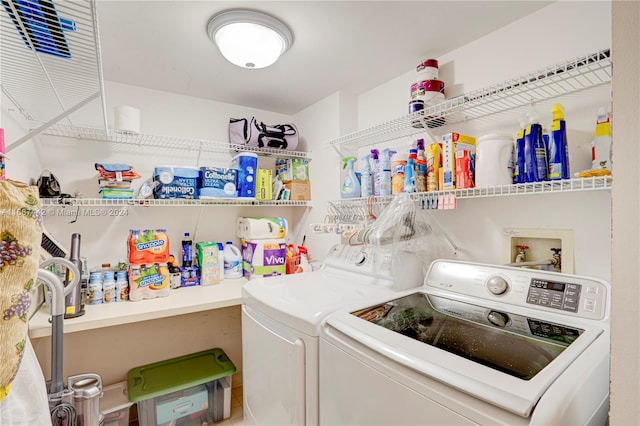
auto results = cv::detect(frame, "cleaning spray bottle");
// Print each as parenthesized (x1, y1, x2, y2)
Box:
(415, 139, 427, 192)
(524, 110, 548, 182)
(360, 154, 373, 197)
(341, 156, 361, 198)
(514, 114, 527, 184)
(548, 103, 570, 180)
(370, 149, 380, 196)
(379, 148, 395, 196)
(404, 150, 417, 193)
(591, 107, 612, 171)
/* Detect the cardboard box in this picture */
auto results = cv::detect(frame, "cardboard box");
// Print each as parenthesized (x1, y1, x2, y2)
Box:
(284, 180, 311, 200)
(440, 133, 476, 190)
(241, 238, 286, 280)
(276, 158, 310, 182)
(255, 169, 273, 201)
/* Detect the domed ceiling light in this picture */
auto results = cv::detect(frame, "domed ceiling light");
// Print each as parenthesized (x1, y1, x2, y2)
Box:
(207, 9, 293, 69)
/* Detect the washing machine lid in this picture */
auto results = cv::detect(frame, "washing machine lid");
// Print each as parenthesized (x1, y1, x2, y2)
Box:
(323, 288, 608, 418)
(243, 267, 398, 337)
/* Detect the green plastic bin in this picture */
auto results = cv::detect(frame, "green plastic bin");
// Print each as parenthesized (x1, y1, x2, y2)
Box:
(127, 348, 236, 425)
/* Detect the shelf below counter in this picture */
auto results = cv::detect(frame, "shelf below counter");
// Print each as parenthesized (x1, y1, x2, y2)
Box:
(28, 279, 244, 339)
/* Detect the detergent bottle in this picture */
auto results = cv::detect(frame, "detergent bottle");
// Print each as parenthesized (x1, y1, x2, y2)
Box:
(524, 110, 548, 182)
(404, 150, 417, 193)
(548, 103, 570, 180)
(591, 107, 612, 171)
(360, 154, 373, 197)
(341, 156, 361, 198)
(371, 149, 380, 196)
(379, 148, 395, 196)
(514, 114, 527, 184)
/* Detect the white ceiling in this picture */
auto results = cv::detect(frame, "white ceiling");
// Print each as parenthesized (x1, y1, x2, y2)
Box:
(96, 1, 553, 115)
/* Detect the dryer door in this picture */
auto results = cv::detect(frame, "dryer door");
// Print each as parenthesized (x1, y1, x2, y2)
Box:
(242, 304, 306, 425)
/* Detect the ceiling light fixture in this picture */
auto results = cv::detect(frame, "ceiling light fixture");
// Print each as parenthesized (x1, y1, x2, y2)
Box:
(207, 9, 293, 69)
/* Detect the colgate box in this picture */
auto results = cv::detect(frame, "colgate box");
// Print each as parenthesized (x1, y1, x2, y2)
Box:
(241, 238, 286, 280)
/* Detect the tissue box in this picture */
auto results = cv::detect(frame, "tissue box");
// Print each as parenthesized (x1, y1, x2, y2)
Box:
(199, 167, 238, 198)
(276, 158, 309, 182)
(255, 169, 273, 201)
(153, 166, 199, 199)
(241, 238, 286, 279)
(128, 348, 235, 426)
(196, 241, 220, 286)
(284, 180, 311, 200)
(441, 133, 476, 190)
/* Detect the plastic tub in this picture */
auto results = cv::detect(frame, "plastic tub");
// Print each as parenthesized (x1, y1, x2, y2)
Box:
(101, 381, 133, 426)
(475, 133, 515, 187)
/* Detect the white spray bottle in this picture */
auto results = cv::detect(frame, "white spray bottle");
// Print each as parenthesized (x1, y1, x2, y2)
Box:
(379, 148, 395, 196)
(360, 154, 373, 197)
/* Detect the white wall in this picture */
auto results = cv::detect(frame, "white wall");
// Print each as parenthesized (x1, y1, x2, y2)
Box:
(352, 1, 612, 280)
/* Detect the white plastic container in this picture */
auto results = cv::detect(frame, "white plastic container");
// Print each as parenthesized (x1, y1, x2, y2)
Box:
(223, 241, 243, 279)
(475, 134, 515, 187)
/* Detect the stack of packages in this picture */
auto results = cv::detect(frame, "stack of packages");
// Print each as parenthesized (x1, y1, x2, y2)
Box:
(95, 163, 142, 199)
(273, 158, 311, 200)
(237, 217, 287, 280)
(126, 229, 171, 301)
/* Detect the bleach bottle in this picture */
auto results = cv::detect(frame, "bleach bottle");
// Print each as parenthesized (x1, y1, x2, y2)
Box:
(548, 103, 570, 180)
(223, 241, 242, 279)
(360, 154, 373, 197)
(341, 156, 361, 198)
(379, 148, 395, 196)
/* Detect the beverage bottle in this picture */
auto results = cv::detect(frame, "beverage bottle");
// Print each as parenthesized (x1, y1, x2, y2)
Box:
(115, 270, 129, 301)
(103, 271, 116, 303)
(88, 272, 103, 305)
(182, 232, 193, 267)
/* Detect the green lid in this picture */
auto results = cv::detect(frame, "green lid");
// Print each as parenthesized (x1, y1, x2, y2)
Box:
(127, 348, 236, 402)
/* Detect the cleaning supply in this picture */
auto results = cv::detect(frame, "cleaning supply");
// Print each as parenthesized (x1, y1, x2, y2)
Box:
(591, 107, 612, 171)
(404, 150, 417, 193)
(0, 128, 5, 180)
(524, 111, 548, 182)
(475, 134, 514, 187)
(379, 148, 394, 196)
(217, 243, 225, 280)
(391, 150, 407, 194)
(548, 103, 570, 180)
(360, 154, 373, 197)
(341, 156, 360, 198)
(223, 241, 243, 279)
(514, 115, 527, 184)
(426, 143, 440, 191)
(182, 232, 193, 267)
(370, 149, 380, 196)
(415, 139, 427, 192)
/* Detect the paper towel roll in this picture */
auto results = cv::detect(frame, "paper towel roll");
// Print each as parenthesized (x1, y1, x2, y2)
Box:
(237, 217, 288, 240)
(114, 105, 141, 134)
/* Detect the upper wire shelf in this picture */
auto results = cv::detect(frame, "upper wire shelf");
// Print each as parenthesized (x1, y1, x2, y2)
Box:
(330, 177, 612, 212)
(39, 197, 311, 207)
(329, 49, 612, 149)
(40, 123, 312, 159)
(1, 0, 108, 145)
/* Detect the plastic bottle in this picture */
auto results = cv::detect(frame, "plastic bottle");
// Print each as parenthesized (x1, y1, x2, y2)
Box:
(391, 151, 407, 195)
(88, 272, 103, 305)
(102, 271, 116, 303)
(591, 107, 612, 170)
(223, 241, 243, 279)
(514, 115, 527, 184)
(548, 103, 570, 180)
(341, 157, 361, 198)
(217, 242, 225, 280)
(115, 270, 129, 301)
(404, 151, 417, 193)
(379, 148, 395, 196)
(524, 111, 548, 182)
(426, 143, 441, 191)
(370, 149, 380, 196)
(415, 139, 427, 192)
(360, 154, 373, 197)
(182, 232, 193, 267)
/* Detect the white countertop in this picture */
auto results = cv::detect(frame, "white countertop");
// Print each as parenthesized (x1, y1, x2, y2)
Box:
(28, 279, 244, 339)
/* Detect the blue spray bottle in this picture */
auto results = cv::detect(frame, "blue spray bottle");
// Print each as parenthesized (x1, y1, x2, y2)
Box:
(404, 150, 417, 193)
(524, 111, 548, 182)
(341, 156, 361, 198)
(514, 115, 527, 184)
(548, 103, 569, 180)
(371, 149, 380, 196)
(360, 154, 373, 197)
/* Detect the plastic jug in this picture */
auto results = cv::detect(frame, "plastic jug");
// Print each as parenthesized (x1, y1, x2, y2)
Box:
(223, 241, 242, 279)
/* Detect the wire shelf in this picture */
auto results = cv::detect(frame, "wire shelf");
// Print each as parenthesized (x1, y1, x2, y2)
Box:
(39, 197, 311, 207)
(1, 0, 107, 132)
(40, 123, 312, 159)
(329, 49, 612, 148)
(329, 177, 612, 213)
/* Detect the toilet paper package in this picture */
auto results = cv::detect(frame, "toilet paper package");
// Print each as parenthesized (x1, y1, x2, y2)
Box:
(199, 167, 238, 198)
(231, 152, 258, 198)
(237, 217, 288, 240)
(153, 166, 199, 199)
(241, 238, 286, 280)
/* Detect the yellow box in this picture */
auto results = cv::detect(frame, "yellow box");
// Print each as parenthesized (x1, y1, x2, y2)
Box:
(256, 169, 273, 200)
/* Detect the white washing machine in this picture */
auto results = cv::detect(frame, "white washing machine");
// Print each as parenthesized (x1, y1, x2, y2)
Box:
(319, 259, 610, 425)
(241, 243, 424, 425)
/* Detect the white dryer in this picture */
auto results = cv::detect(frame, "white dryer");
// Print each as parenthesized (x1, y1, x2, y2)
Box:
(319, 260, 610, 425)
(241, 243, 424, 426)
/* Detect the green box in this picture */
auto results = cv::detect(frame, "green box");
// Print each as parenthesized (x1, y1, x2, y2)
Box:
(127, 348, 236, 425)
